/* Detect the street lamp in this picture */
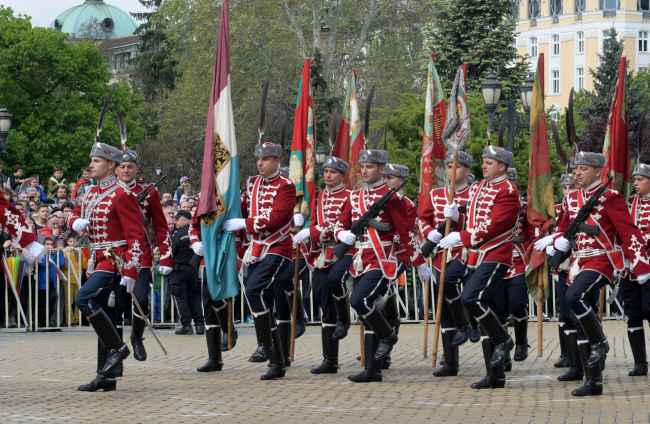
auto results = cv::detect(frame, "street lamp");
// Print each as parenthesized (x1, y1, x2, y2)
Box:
(480, 74, 502, 120)
(520, 76, 535, 121)
(155, 165, 162, 176)
(0, 106, 13, 155)
(315, 146, 327, 178)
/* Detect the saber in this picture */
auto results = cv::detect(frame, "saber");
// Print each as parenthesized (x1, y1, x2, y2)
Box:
(106, 248, 167, 355)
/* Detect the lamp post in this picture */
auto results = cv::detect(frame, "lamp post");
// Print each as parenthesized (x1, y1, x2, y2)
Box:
(0, 106, 13, 155)
(481, 75, 531, 152)
(519, 76, 535, 122)
(315, 146, 327, 178)
(155, 165, 162, 176)
(480, 74, 502, 121)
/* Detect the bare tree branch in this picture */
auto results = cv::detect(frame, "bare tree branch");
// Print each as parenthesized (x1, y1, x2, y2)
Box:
(277, 0, 308, 58)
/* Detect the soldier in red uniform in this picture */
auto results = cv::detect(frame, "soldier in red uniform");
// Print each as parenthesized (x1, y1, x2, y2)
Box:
(0, 197, 45, 261)
(620, 162, 650, 377)
(334, 149, 417, 383)
(552, 151, 650, 396)
(115, 150, 173, 362)
(291, 156, 353, 374)
(418, 151, 475, 377)
(69, 142, 146, 392)
(439, 146, 520, 389)
(382, 163, 430, 370)
(222, 142, 296, 380)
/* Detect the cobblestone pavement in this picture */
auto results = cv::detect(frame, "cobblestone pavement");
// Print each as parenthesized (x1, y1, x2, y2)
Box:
(1, 320, 650, 423)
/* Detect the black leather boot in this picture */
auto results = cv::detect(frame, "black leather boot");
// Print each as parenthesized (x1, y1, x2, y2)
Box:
(197, 327, 223, 372)
(448, 299, 470, 346)
(348, 331, 383, 382)
(332, 293, 351, 340)
(577, 309, 609, 367)
(433, 329, 459, 377)
(382, 315, 401, 370)
(115, 326, 124, 377)
(554, 324, 569, 368)
(261, 327, 286, 380)
(627, 328, 648, 376)
(477, 309, 514, 367)
(471, 338, 506, 389)
(195, 324, 205, 335)
(78, 338, 114, 392)
(285, 291, 306, 339)
(513, 318, 530, 362)
(311, 326, 340, 374)
(364, 309, 397, 360)
(277, 322, 292, 367)
(558, 330, 584, 381)
(131, 315, 147, 362)
(248, 313, 274, 363)
(175, 325, 194, 335)
(572, 343, 603, 396)
(88, 309, 130, 375)
(469, 314, 481, 344)
(214, 305, 238, 351)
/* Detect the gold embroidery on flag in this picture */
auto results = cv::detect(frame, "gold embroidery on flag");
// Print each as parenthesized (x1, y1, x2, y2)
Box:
(201, 132, 231, 226)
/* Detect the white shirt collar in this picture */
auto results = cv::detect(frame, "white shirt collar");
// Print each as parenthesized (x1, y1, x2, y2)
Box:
(118, 178, 137, 189)
(487, 174, 507, 185)
(584, 179, 602, 193)
(455, 182, 468, 192)
(326, 183, 345, 193)
(263, 170, 280, 182)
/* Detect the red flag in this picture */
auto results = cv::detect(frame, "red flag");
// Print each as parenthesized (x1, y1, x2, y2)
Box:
(602, 57, 629, 195)
(333, 69, 364, 189)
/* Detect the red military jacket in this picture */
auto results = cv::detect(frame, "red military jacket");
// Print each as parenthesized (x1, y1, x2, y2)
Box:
(505, 203, 534, 278)
(553, 181, 650, 283)
(119, 179, 172, 269)
(418, 182, 472, 272)
(458, 174, 520, 268)
(0, 197, 36, 247)
(303, 183, 350, 270)
(241, 170, 296, 264)
(334, 180, 414, 279)
(395, 195, 425, 268)
(67, 174, 145, 280)
(626, 193, 650, 280)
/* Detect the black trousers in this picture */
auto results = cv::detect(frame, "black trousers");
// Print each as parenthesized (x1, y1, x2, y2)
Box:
(327, 255, 354, 299)
(351, 269, 391, 321)
(620, 276, 650, 329)
(442, 258, 471, 302)
(275, 258, 307, 322)
(202, 267, 228, 327)
(565, 270, 606, 343)
(497, 273, 529, 321)
(432, 269, 455, 329)
(460, 262, 510, 320)
(245, 254, 289, 316)
(169, 264, 204, 327)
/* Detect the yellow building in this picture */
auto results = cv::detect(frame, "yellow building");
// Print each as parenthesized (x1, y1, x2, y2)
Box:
(516, 0, 650, 111)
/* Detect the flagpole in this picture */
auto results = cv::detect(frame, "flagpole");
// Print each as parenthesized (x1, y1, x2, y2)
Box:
(423, 257, 430, 358)
(227, 297, 233, 350)
(598, 288, 605, 320)
(290, 197, 304, 363)
(537, 264, 543, 357)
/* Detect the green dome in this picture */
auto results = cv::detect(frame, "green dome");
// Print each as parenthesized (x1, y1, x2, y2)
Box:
(49, 0, 137, 40)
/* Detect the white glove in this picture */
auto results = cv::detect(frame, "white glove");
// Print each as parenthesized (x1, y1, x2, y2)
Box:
(72, 219, 90, 233)
(416, 263, 431, 281)
(293, 228, 310, 244)
(159, 266, 173, 276)
(19, 247, 35, 265)
(223, 218, 246, 232)
(192, 242, 204, 256)
(293, 214, 305, 227)
(534, 235, 555, 251)
(26, 241, 46, 263)
(427, 231, 443, 244)
(637, 272, 650, 285)
(443, 202, 459, 222)
(546, 245, 556, 256)
(337, 230, 356, 246)
(120, 276, 136, 293)
(439, 232, 461, 249)
(554, 237, 570, 252)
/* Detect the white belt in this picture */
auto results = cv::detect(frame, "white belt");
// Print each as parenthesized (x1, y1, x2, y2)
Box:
(572, 248, 607, 259)
(89, 240, 127, 250)
(513, 250, 521, 258)
(354, 240, 392, 249)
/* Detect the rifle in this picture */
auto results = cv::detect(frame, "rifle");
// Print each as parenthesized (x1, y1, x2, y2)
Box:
(333, 178, 409, 260)
(138, 175, 167, 203)
(548, 175, 613, 270)
(421, 203, 468, 258)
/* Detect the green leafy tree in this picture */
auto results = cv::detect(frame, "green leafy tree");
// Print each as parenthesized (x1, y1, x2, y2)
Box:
(0, 7, 143, 181)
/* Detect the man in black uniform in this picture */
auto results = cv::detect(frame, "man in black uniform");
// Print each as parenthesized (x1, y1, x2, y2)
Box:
(170, 210, 205, 335)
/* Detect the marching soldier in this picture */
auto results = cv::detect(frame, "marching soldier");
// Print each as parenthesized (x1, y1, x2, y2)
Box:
(291, 156, 353, 374)
(418, 151, 474, 377)
(115, 150, 173, 362)
(222, 142, 296, 380)
(620, 163, 650, 376)
(0, 197, 45, 261)
(439, 146, 520, 389)
(334, 149, 417, 383)
(69, 143, 146, 392)
(552, 151, 650, 396)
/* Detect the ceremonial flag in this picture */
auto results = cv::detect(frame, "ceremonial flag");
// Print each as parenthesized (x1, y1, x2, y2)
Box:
(332, 69, 364, 189)
(602, 57, 630, 195)
(418, 53, 447, 228)
(196, 0, 240, 302)
(289, 58, 317, 228)
(525, 53, 555, 301)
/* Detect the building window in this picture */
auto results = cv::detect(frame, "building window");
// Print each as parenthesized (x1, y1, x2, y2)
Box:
(116, 53, 131, 70)
(551, 34, 560, 56)
(640, 0, 650, 11)
(575, 0, 586, 11)
(640, 31, 649, 52)
(576, 68, 585, 91)
(640, 67, 650, 73)
(600, 0, 620, 9)
(529, 0, 541, 18)
(550, 0, 562, 16)
(576, 31, 584, 53)
(551, 70, 560, 94)
(529, 37, 538, 57)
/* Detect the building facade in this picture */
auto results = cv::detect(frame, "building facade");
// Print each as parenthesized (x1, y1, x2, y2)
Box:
(516, 0, 650, 110)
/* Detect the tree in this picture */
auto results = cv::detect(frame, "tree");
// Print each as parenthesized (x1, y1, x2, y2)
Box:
(425, 0, 529, 99)
(0, 7, 143, 181)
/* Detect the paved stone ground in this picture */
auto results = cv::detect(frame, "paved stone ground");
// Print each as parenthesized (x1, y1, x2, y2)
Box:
(1, 320, 650, 423)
